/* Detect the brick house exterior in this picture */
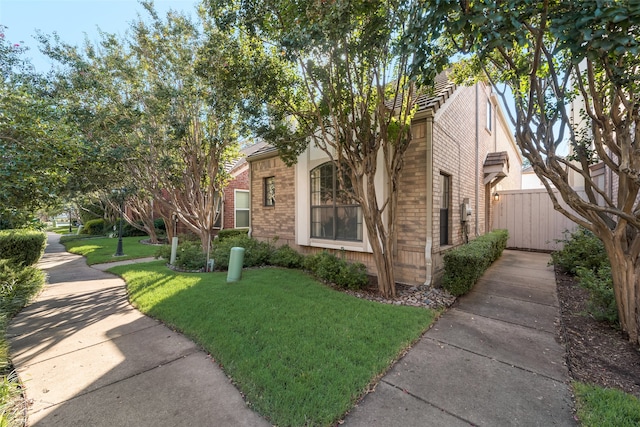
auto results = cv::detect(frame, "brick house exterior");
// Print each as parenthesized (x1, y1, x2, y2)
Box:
(219, 142, 269, 231)
(248, 76, 522, 287)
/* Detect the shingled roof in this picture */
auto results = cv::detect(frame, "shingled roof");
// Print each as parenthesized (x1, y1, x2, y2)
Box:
(386, 71, 457, 114)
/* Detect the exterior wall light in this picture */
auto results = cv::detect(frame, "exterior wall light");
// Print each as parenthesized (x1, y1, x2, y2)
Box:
(493, 192, 500, 202)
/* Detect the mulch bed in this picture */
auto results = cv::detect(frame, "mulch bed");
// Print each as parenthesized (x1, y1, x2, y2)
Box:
(555, 268, 640, 399)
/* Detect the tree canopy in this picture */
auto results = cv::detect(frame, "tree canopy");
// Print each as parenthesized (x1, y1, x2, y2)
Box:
(204, 0, 446, 296)
(0, 28, 93, 223)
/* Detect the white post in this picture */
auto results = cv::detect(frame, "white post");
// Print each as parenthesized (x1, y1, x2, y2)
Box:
(170, 236, 179, 265)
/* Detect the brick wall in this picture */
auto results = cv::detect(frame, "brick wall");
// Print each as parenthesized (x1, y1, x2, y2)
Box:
(250, 156, 297, 246)
(248, 83, 521, 287)
(394, 121, 428, 284)
(222, 166, 250, 230)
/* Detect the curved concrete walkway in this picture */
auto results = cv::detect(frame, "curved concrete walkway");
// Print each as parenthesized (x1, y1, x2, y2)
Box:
(9, 235, 575, 426)
(8, 233, 270, 427)
(343, 250, 576, 426)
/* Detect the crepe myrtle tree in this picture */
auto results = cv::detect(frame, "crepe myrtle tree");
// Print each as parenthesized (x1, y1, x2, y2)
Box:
(205, 0, 447, 298)
(39, 3, 247, 251)
(411, 0, 640, 343)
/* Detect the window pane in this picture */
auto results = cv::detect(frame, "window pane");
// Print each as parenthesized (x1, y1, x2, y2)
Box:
(336, 172, 357, 205)
(265, 177, 275, 206)
(311, 207, 334, 238)
(236, 191, 250, 209)
(311, 163, 334, 205)
(336, 206, 362, 240)
(440, 174, 450, 209)
(236, 210, 249, 228)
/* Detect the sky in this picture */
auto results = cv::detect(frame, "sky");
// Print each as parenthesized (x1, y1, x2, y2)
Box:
(0, 0, 199, 72)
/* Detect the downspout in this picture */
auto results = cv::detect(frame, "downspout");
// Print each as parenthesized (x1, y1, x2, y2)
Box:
(474, 84, 480, 237)
(424, 112, 434, 288)
(247, 162, 253, 238)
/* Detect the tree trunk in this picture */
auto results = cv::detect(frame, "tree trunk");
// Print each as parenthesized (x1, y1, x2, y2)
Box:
(359, 172, 397, 298)
(364, 221, 396, 298)
(603, 237, 640, 345)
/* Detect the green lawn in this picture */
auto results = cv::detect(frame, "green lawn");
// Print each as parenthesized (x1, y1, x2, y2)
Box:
(109, 262, 436, 426)
(62, 236, 159, 265)
(574, 382, 640, 427)
(47, 225, 79, 235)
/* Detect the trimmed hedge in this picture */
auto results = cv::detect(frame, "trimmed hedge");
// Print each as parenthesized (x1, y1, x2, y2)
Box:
(82, 219, 107, 236)
(442, 229, 509, 296)
(217, 228, 249, 242)
(0, 230, 46, 266)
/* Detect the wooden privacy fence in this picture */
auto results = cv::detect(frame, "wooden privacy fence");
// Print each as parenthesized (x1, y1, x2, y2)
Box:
(491, 189, 579, 252)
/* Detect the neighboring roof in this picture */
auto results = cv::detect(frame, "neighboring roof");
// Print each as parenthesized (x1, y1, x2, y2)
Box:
(484, 151, 510, 185)
(227, 140, 270, 172)
(246, 144, 279, 162)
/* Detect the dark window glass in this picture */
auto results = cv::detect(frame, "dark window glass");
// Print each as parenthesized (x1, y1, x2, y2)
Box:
(264, 177, 275, 206)
(440, 173, 450, 245)
(310, 162, 362, 241)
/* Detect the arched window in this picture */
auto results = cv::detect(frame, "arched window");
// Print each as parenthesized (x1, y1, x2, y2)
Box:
(310, 162, 362, 241)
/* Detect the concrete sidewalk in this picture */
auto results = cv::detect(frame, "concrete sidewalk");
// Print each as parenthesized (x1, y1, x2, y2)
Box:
(8, 233, 270, 427)
(343, 250, 576, 426)
(9, 235, 576, 426)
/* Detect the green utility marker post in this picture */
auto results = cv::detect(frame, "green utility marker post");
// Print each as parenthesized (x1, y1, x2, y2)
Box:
(227, 247, 245, 282)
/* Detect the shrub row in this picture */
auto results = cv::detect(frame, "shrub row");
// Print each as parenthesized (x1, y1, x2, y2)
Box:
(552, 227, 617, 324)
(81, 219, 156, 238)
(441, 229, 509, 296)
(0, 259, 45, 426)
(217, 228, 249, 242)
(0, 230, 47, 267)
(303, 251, 368, 290)
(156, 233, 367, 290)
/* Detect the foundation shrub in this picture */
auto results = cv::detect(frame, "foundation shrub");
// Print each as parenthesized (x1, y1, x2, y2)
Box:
(217, 229, 249, 242)
(212, 236, 272, 270)
(442, 229, 509, 296)
(269, 245, 305, 269)
(304, 251, 368, 290)
(174, 240, 207, 271)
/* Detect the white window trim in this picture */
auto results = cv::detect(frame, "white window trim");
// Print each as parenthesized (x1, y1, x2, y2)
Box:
(234, 189, 250, 229)
(295, 146, 377, 253)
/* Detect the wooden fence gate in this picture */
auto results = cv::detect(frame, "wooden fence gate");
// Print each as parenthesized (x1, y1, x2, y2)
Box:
(491, 189, 578, 252)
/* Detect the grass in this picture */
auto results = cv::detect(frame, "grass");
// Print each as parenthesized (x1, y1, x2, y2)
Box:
(574, 382, 640, 427)
(110, 262, 437, 426)
(62, 236, 159, 265)
(47, 225, 79, 235)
